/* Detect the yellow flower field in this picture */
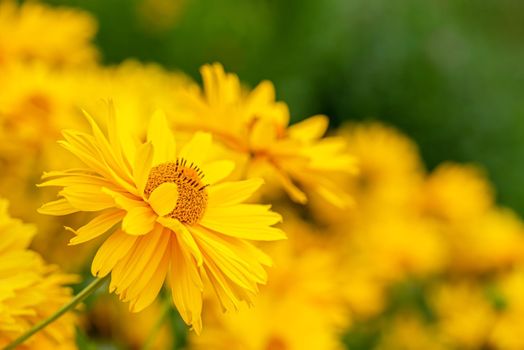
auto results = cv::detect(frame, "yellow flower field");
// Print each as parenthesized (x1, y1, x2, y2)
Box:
(1, 1, 524, 349)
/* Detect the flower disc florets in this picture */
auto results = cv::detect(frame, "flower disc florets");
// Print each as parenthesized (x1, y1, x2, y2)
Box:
(144, 159, 208, 225)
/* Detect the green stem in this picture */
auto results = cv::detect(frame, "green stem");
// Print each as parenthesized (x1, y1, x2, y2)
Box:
(4, 275, 109, 350)
(141, 299, 171, 350)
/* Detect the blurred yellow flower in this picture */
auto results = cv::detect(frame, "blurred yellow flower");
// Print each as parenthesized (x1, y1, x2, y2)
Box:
(430, 282, 496, 348)
(310, 122, 424, 224)
(193, 297, 344, 350)
(341, 122, 424, 210)
(422, 163, 494, 222)
(351, 212, 447, 282)
(0, 199, 77, 349)
(423, 163, 524, 273)
(0, 0, 98, 67)
(176, 63, 357, 207)
(38, 108, 285, 333)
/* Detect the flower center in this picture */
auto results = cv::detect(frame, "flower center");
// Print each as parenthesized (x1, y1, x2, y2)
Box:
(265, 336, 287, 350)
(144, 159, 208, 225)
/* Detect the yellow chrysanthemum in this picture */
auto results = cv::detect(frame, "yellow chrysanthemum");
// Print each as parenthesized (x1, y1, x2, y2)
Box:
(0, 0, 98, 66)
(38, 108, 285, 333)
(176, 63, 357, 207)
(0, 199, 77, 349)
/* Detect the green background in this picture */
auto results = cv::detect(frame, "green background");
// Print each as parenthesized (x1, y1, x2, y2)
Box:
(46, 0, 524, 214)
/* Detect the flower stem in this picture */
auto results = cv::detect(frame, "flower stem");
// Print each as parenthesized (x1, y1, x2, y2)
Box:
(4, 275, 109, 350)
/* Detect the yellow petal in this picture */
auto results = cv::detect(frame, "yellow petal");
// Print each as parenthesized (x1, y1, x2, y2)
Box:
(38, 198, 79, 216)
(200, 204, 286, 241)
(201, 256, 253, 313)
(169, 237, 203, 334)
(38, 173, 114, 188)
(110, 243, 138, 292)
(81, 109, 134, 183)
(207, 178, 264, 207)
(68, 210, 125, 245)
(133, 142, 153, 196)
(249, 118, 277, 150)
(102, 187, 144, 211)
(157, 217, 202, 266)
(61, 129, 137, 195)
(130, 244, 170, 312)
(288, 114, 329, 142)
(147, 110, 176, 166)
(122, 206, 156, 235)
(148, 182, 179, 216)
(246, 80, 276, 108)
(91, 230, 137, 277)
(123, 228, 171, 303)
(200, 160, 235, 185)
(59, 185, 115, 212)
(178, 132, 212, 167)
(314, 184, 353, 209)
(60, 131, 107, 177)
(114, 225, 166, 294)
(191, 226, 267, 290)
(274, 169, 308, 204)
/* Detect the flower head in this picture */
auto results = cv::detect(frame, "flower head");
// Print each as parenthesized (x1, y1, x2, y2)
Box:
(0, 199, 77, 349)
(0, 0, 98, 67)
(176, 63, 357, 207)
(39, 107, 285, 333)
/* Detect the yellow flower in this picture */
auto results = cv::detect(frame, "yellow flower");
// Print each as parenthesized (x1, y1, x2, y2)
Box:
(309, 122, 424, 224)
(350, 212, 447, 282)
(340, 122, 424, 210)
(422, 163, 494, 222)
(0, 199, 77, 349)
(176, 63, 357, 207)
(38, 108, 285, 333)
(0, 59, 193, 270)
(0, 0, 98, 67)
(430, 282, 496, 348)
(423, 163, 524, 273)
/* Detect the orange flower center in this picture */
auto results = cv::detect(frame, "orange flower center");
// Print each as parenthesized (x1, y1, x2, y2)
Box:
(144, 159, 208, 225)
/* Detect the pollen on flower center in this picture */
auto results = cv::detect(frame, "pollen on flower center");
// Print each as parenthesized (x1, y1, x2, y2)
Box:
(144, 159, 208, 225)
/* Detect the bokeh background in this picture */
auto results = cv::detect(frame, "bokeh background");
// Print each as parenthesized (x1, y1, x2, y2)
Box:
(45, 0, 524, 215)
